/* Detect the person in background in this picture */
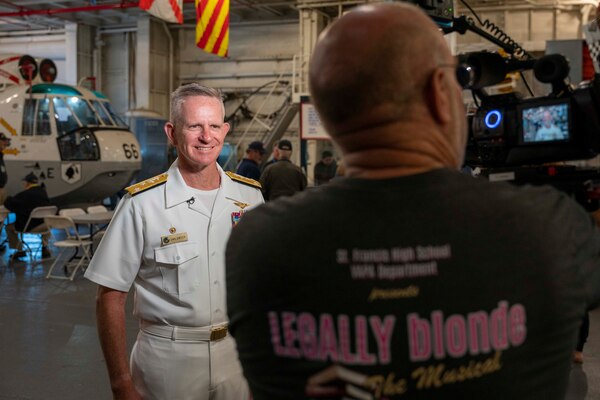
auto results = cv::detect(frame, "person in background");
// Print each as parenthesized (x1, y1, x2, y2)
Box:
(313, 150, 337, 186)
(0, 132, 10, 205)
(226, 3, 600, 399)
(85, 83, 262, 400)
(262, 140, 280, 172)
(236, 141, 265, 181)
(259, 139, 307, 201)
(4, 172, 51, 259)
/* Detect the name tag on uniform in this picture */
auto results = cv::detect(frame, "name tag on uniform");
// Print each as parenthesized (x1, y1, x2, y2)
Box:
(161, 232, 188, 246)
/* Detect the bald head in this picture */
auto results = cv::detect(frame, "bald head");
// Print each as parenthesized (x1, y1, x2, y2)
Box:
(309, 3, 451, 135)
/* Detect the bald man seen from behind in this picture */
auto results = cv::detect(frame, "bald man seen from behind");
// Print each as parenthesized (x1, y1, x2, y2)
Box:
(226, 3, 600, 399)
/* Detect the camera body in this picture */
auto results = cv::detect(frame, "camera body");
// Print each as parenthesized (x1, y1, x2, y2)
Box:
(465, 55, 600, 167)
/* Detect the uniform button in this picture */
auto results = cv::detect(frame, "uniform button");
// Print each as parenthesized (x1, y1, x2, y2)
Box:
(211, 251, 216, 256)
(213, 280, 218, 285)
(176, 256, 181, 261)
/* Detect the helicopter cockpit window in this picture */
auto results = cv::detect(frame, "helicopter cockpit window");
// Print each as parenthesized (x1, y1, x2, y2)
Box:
(36, 98, 51, 136)
(22, 99, 35, 136)
(67, 96, 100, 126)
(23, 98, 53, 136)
(57, 129, 99, 161)
(102, 102, 128, 128)
(91, 100, 114, 126)
(53, 97, 80, 135)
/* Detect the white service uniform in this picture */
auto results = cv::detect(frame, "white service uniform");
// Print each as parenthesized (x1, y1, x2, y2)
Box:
(84, 160, 263, 400)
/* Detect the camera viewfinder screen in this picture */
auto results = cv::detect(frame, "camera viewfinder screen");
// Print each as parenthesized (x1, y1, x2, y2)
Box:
(522, 103, 569, 143)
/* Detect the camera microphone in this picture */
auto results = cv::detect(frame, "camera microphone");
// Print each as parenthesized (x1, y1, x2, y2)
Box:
(458, 52, 536, 90)
(533, 54, 570, 85)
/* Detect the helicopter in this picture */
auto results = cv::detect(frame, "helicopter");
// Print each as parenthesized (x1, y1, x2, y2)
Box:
(0, 54, 141, 205)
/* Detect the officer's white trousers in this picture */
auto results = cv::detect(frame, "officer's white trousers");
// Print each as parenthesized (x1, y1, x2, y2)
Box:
(130, 330, 249, 400)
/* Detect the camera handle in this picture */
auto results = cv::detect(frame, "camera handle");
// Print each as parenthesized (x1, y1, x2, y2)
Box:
(443, 16, 528, 59)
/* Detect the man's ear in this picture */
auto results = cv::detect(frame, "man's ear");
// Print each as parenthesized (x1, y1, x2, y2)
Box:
(222, 122, 231, 137)
(164, 122, 177, 145)
(426, 68, 452, 125)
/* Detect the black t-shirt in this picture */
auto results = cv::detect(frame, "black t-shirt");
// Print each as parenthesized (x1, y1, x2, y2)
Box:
(226, 168, 600, 400)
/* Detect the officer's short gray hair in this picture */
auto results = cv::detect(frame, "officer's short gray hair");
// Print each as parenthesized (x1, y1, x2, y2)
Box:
(170, 83, 225, 128)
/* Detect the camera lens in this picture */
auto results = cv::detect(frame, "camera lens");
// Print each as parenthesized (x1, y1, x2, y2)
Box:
(456, 64, 474, 89)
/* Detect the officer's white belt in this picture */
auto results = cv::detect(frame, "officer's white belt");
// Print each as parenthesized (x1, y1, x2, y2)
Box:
(140, 320, 228, 342)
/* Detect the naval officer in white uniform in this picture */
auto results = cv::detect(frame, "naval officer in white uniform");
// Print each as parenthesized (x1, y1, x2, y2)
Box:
(85, 83, 263, 400)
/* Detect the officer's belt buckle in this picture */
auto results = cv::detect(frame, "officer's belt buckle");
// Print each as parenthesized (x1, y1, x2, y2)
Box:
(210, 326, 228, 341)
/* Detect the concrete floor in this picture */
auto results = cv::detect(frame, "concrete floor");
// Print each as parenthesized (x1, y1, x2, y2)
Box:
(0, 233, 138, 400)
(0, 234, 599, 399)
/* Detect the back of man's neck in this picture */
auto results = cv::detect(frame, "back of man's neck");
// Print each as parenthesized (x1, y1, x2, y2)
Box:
(335, 121, 459, 179)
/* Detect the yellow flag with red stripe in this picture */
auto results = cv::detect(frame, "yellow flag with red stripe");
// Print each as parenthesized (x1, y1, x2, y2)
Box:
(195, 0, 229, 57)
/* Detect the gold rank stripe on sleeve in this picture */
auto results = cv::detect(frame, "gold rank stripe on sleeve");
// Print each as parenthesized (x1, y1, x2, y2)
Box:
(225, 171, 262, 189)
(125, 173, 168, 196)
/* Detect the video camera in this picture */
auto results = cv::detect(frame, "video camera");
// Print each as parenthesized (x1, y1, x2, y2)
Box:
(406, 0, 600, 168)
(464, 51, 600, 167)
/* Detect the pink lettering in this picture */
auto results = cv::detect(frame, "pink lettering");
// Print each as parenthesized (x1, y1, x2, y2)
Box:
(268, 312, 286, 356)
(509, 304, 527, 346)
(282, 312, 301, 357)
(468, 311, 490, 355)
(490, 301, 509, 350)
(369, 315, 395, 364)
(405, 301, 527, 362)
(338, 315, 357, 363)
(431, 311, 445, 359)
(297, 312, 318, 358)
(407, 313, 431, 361)
(446, 315, 467, 357)
(319, 314, 339, 362)
(356, 316, 377, 364)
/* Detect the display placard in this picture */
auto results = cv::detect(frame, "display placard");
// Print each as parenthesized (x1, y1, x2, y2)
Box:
(300, 102, 330, 140)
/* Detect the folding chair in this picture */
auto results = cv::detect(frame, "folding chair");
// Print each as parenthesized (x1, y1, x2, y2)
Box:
(86, 205, 108, 213)
(10, 205, 57, 263)
(44, 215, 93, 281)
(59, 208, 87, 217)
(59, 208, 90, 239)
(86, 205, 109, 240)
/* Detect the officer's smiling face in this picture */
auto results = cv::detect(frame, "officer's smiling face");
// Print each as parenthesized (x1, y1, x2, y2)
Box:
(166, 95, 230, 170)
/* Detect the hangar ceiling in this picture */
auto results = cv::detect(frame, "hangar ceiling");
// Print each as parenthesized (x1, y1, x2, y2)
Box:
(0, 0, 302, 32)
(0, 0, 593, 36)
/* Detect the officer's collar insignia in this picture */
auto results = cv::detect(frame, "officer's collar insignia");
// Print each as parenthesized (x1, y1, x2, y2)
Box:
(233, 201, 249, 210)
(225, 171, 261, 189)
(125, 173, 168, 196)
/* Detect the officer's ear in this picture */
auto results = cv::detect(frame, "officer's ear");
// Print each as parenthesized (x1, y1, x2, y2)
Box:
(222, 122, 230, 137)
(164, 122, 178, 146)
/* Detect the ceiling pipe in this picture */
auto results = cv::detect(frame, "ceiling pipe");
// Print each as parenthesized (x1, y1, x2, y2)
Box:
(0, 1, 140, 17)
(0, 0, 298, 19)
